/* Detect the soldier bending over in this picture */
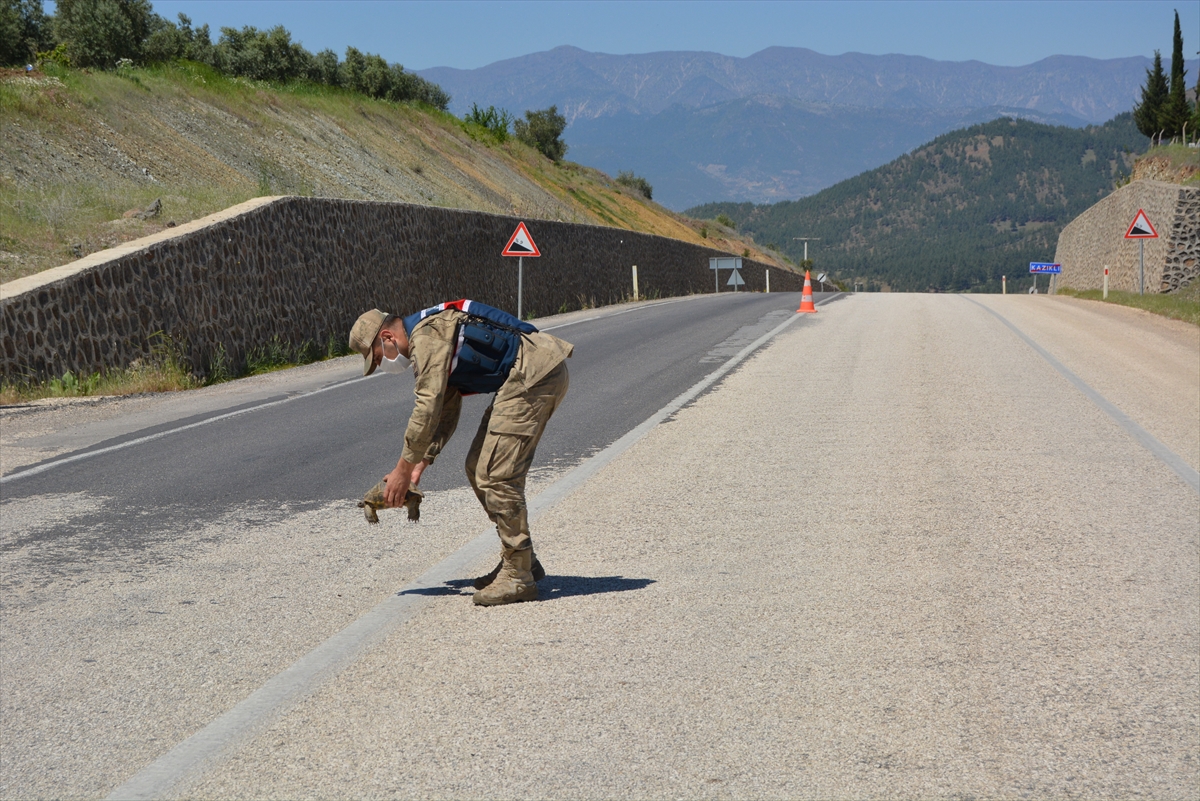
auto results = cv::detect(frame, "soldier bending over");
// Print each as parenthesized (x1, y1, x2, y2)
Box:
(349, 300, 572, 606)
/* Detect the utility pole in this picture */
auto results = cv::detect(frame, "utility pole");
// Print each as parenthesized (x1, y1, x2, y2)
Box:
(792, 237, 821, 264)
(793, 237, 822, 289)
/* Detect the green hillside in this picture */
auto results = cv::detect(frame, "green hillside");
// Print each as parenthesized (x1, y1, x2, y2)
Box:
(688, 114, 1147, 292)
(1, 61, 785, 284)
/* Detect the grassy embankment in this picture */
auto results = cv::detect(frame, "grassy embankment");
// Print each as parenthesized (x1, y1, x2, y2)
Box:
(1, 61, 784, 402)
(1, 61, 777, 283)
(1057, 281, 1200, 327)
(1127, 141, 1200, 185)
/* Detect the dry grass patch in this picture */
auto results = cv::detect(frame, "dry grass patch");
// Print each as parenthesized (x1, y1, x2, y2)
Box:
(0, 354, 199, 406)
(1057, 282, 1200, 326)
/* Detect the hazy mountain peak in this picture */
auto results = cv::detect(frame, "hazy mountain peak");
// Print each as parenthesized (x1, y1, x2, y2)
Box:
(417, 47, 1192, 209)
(421, 47, 1181, 123)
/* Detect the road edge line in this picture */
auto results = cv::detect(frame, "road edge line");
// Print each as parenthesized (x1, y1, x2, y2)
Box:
(963, 296, 1199, 494)
(103, 298, 830, 800)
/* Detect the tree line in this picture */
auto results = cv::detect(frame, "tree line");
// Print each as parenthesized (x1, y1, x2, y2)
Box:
(1133, 10, 1199, 142)
(0, 0, 450, 109)
(1, 1, 587, 163)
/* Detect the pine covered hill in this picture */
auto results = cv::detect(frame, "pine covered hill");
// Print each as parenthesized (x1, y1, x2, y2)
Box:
(688, 114, 1146, 292)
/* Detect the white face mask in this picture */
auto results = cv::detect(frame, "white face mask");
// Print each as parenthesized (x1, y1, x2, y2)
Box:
(377, 338, 410, 375)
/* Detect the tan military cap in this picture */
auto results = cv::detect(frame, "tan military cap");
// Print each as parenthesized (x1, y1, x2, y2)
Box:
(349, 309, 387, 375)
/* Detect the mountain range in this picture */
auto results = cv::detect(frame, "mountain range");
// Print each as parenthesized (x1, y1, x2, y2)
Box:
(420, 47, 1193, 208)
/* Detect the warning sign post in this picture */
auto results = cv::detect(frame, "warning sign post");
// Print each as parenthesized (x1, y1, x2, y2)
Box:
(502, 222, 540, 318)
(1124, 209, 1158, 295)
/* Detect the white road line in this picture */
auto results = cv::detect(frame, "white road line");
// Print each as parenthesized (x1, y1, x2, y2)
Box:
(964, 297, 1199, 494)
(103, 298, 830, 801)
(0, 375, 377, 485)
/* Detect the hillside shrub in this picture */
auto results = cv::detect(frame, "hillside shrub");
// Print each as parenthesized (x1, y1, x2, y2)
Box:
(309, 47, 339, 86)
(36, 41, 70, 68)
(714, 213, 736, 229)
(464, 103, 513, 142)
(616, 170, 653, 199)
(1, 0, 53, 65)
(213, 24, 309, 83)
(515, 105, 568, 161)
(52, 0, 155, 68)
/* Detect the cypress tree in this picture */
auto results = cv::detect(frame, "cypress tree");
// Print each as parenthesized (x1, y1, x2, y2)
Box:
(1134, 50, 1169, 140)
(1161, 10, 1191, 139)
(1192, 64, 1200, 141)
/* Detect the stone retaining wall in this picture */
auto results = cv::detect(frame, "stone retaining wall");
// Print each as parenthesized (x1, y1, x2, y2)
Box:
(1053, 179, 1199, 294)
(1, 196, 803, 382)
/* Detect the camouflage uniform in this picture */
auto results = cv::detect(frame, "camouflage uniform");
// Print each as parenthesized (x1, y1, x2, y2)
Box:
(401, 309, 572, 551)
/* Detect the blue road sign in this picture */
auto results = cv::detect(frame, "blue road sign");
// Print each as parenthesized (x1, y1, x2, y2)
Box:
(1029, 262, 1062, 274)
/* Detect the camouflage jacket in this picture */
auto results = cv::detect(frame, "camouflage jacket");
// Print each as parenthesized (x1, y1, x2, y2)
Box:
(401, 309, 573, 465)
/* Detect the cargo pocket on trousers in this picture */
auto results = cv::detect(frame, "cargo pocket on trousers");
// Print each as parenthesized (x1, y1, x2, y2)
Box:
(487, 413, 538, 437)
(487, 396, 539, 437)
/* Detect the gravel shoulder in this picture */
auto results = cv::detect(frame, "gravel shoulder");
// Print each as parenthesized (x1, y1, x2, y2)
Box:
(974, 294, 1199, 471)
(175, 294, 1198, 799)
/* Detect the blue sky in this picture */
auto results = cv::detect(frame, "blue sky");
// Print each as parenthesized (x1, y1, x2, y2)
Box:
(142, 1, 1198, 71)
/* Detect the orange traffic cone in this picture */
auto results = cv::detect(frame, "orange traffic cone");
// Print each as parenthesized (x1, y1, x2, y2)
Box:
(797, 270, 817, 313)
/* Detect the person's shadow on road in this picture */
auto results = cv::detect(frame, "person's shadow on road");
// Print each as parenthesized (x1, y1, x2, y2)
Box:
(400, 575, 655, 600)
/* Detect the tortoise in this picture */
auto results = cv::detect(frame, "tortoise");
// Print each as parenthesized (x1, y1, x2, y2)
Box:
(358, 480, 423, 523)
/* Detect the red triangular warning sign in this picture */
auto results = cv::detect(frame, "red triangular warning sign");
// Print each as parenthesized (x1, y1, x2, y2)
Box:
(502, 221, 541, 257)
(1125, 209, 1159, 239)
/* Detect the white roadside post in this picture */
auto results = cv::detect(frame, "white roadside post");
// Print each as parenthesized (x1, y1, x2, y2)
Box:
(501, 221, 541, 319)
(632, 265, 639, 301)
(1103, 265, 1109, 299)
(1124, 209, 1158, 296)
(1002, 275, 1007, 294)
(766, 269, 770, 293)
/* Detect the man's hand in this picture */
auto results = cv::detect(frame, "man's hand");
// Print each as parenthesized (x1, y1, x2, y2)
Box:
(384, 458, 430, 507)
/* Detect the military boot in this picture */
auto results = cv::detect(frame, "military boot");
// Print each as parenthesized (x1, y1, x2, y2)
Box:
(473, 551, 545, 589)
(472, 547, 538, 606)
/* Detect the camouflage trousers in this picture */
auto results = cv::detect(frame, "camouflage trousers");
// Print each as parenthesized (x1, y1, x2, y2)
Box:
(465, 360, 570, 551)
